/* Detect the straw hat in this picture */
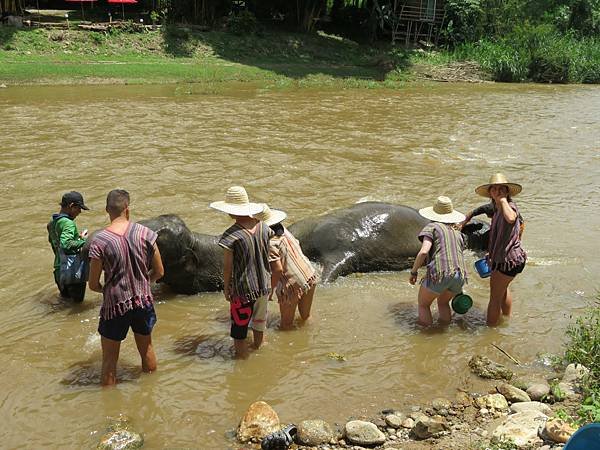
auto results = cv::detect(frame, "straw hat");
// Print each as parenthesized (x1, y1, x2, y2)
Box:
(209, 186, 264, 216)
(475, 173, 522, 198)
(252, 204, 287, 226)
(419, 196, 466, 224)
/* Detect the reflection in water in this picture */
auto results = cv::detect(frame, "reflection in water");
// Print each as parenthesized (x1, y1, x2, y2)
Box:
(0, 83, 599, 448)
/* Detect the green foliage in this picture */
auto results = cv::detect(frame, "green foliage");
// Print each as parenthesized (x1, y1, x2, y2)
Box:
(443, 0, 485, 46)
(481, 436, 518, 450)
(227, 11, 261, 36)
(565, 305, 600, 388)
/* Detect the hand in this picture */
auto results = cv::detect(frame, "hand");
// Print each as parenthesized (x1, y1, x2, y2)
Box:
(80, 229, 88, 238)
(409, 272, 418, 285)
(223, 288, 232, 303)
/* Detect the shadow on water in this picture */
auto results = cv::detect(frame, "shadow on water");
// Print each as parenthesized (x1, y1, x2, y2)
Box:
(61, 359, 140, 386)
(36, 289, 97, 315)
(160, 26, 410, 82)
(173, 334, 235, 360)
(389, 302, 488, 334)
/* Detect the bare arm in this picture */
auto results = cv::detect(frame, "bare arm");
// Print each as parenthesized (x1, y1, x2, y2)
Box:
(269, 259, 283, 301)
(223, 249, 233, 302)
(497, 198, 517, 224)
(409, 238, 433, 285)
(149, 243, 164, 283)
(88, 258, 103, 293)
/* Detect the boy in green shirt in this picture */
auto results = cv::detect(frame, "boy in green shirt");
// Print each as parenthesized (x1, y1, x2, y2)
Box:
(47, 191, 89, 302)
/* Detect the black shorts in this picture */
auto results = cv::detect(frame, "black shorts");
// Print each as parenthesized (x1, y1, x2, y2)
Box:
(98, 305, 157, 341)
(230, 297, 255, 340)
(499, 262, 526, 278)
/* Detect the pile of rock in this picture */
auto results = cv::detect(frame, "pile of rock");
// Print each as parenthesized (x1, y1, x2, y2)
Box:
(230, 360, 589, 450)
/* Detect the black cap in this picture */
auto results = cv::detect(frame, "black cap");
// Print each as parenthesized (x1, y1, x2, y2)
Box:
(61, 191, 90, 210)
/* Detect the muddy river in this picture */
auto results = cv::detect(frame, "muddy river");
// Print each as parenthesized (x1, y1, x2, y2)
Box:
(0, 82, 598, 448)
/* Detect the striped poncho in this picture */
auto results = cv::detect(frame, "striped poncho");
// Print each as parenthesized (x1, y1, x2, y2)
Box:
(418, 222, 467, 284)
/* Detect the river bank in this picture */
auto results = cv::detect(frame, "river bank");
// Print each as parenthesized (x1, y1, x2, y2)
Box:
(0, 25, 488, 87)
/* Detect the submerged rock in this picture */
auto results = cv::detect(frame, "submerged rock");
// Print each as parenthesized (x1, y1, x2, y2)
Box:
(469, 355, 514, 380)
(237, 401, 280, 443)
(344, 420, 386, 446)
(297, 419, 334, 446)
(97, 416, 143, 450)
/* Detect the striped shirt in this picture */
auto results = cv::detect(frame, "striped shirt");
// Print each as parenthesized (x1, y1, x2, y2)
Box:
(89, 222, 158, 320)
(418, 222, 467, 284)
(218, 221, 273, 301)
(489, 201, 527, 271)
(269, 227, 317, 305)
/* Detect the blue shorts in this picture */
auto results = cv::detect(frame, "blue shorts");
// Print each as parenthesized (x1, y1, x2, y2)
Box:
(98, 305, 157, 342)
(423, 273, 465, 295)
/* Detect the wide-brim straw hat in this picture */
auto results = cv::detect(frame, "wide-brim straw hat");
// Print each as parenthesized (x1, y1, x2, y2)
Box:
(475, 173, 522, 198)
(252, 204, 287, 226)
(209, 186, 264, 216)
(419, 196, 466, 224)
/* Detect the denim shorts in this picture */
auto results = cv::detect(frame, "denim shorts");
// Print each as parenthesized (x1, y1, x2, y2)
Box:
(423, 273, 465, 295)
(98, 305, 157, 341)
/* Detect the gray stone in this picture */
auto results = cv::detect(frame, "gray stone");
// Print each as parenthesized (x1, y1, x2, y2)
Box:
(510, 401, 553, 416)
(527, 383, 551, 401)
(475, 393, 509, 410)
(237, 401, 280, 443)
(384, 413, 404, 429)
(297, 419, 335, 446)
(497, 383, 531, 403)
(409, 411, 429, 422)
(557, 381, 578, 399)
(492, 409, 548, 448)
(469, 355, 514, 380)
(412, 416, 449, 440)
(562, 364, 590, 384)
(432, 398, 452, 411)
(401, 418, 415, 429)
(344, 420, 386, 446)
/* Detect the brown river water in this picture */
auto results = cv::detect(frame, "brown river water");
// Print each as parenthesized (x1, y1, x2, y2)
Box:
(0, 82, 599, 448)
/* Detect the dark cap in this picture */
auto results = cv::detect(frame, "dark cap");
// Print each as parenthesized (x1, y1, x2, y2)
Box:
(61, 191, 90, 210)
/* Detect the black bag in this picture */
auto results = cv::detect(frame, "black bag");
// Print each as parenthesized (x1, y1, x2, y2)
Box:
(59, 249, 89, 286)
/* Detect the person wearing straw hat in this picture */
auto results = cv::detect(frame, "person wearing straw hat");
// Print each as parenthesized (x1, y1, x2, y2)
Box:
(210, 186, 271, 359)
(468, 173, 527, 326)
(253, 205, 318, 330)
(409, 196, 468, 327)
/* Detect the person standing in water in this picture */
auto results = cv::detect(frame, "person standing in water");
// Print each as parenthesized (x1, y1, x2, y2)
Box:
(88, 189, 164, 386)
(47, 191, 90, 302)
(469, 173, 527, 326)
(409, 196, 468, 327)
(253, 205, 317, 330)
(210, 186, 271, 359)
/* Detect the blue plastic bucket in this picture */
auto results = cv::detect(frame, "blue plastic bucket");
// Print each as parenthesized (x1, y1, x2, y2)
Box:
(474, 258, 491, 278)
(563, 423, 600, 450)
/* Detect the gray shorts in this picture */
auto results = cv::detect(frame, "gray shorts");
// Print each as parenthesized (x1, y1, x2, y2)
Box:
(423, 273, 465, 295)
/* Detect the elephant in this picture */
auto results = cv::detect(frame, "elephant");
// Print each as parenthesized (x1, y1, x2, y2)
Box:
(139, 215, 223, 295)
(288, 201, 488, 283)
(139, 204, 488, 294)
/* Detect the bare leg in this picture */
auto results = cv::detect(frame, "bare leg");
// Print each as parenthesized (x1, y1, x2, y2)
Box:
(502, 286, 513, 316)
(298, 285, 316, 322)
(101, 336, 121, 387)
(417, 285, 438, 327)
(252, 330, 264, 349)
(233, 338, 248, 359)
(437, 290, 454, 325)
(487, 271, 515, 326)
(279, 301, 297, 330)
(133, 333, 157, 373)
